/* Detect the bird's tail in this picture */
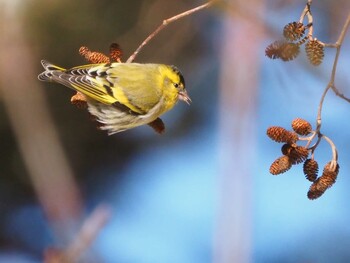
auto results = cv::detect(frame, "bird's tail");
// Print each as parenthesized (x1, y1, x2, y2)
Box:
(38, 60, 66, 82)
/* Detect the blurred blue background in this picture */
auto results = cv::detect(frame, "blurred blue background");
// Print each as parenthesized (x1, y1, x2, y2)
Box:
(0, 0, 350, 262)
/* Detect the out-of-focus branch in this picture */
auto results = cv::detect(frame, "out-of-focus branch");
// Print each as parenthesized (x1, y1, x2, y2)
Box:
(0, 4, 82, 242)
(64, 205, 111, 262)
(44, 205, 111, 263)
(214, 0, 264, 262)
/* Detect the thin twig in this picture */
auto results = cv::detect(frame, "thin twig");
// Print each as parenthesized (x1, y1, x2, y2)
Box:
(126, 1, 215, 63)
(330, 12, 350, 84)
(331, 85, 350, 103)
(299, 0, 313, 37)
(322, 43, 338, 48)
(315, 12, 350, 131)
(316, 84, 332, 131)
(299, 0, 311, 22)
(322, 134, 338, 163)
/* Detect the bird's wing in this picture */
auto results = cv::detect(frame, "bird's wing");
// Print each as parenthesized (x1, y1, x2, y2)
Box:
(71, 63, 164, 115)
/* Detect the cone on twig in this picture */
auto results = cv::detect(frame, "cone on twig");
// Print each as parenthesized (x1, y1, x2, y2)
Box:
(270, 155, 293, 175)
(291, 118, 312, 136)
(79, 46, 111, 63)
(265, 40, 300, 61)
(286, 146, 309, 164)
(303, 159, 319, 182)
(267, 126, 298, 144)
(307, 161, 339, 200)
(283, 22, 305, 41)
(305, 40, 324, 66)
(109, 43, 123, 62)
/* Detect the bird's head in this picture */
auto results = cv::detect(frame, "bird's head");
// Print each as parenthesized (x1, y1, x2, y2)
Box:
(167, 65, 191, 105)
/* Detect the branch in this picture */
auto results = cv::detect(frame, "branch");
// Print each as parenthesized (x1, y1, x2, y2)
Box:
(315, 12, 350, 130)
(44, 205, 111, 263)
(316, 84, 332, 131)
(322, 134, 338, 163)
(64, 205, 111, 262)
(299, 0, 313, 37)
(126, 1, 215, 63)
(330, 13, 350, 88)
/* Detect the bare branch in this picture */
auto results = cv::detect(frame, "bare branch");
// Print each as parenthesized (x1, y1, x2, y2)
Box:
(316, 12, 350, 130)
(299, 0, 314, 37)
(127, 1, 215, 63)
(330, 15, 350, 85)
(331, 85, 350, 103)
(322, 135, 339, 163)
(64, 205, 111, 263)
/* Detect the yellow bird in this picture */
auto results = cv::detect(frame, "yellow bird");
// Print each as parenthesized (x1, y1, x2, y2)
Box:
(38, 60, 191, 134)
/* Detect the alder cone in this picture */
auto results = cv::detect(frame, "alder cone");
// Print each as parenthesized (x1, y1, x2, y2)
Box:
(303, 159, 319, 182)
(305, 40, 324, 66)
(79, 46, 110, 63)
(265, 41, 300, 61)
(291, 118, 312, 135)
(270, 156, 292, 175)
(288, 146, 309, 164)
(267, 126, 298, 144)
(283, 22, 305, 41)
(307, 161, 339, 199)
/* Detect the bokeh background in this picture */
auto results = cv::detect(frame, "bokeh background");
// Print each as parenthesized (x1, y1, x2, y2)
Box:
(0, 0, 350, 262)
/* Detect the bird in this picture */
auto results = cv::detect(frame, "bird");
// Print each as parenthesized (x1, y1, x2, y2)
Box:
(38, 60, 191, 134)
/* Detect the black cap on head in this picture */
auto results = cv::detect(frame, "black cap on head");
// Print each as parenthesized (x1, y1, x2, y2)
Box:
(170, 65, 185, 88)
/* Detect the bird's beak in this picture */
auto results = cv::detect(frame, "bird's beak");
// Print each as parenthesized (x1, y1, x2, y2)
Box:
(178, 90, 192, 105)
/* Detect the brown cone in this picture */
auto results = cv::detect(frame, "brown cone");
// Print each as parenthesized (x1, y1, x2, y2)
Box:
(305, 40, 324, 66)
(267, 126, 298, 144)
(287, 146, 309, 165)
(283, 22, 305, 41)
(303, 159, 319, 182)
(291, 118, 312, 135)
(307, 161, 339, 200)
(270, 156, 292, 175)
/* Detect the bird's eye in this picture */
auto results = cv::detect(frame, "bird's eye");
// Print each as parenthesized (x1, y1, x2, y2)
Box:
(174, 83, 179, 88)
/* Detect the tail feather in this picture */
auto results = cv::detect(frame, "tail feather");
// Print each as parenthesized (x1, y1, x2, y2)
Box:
(37, 60, 117, 105)
(38, 60, 66, 82)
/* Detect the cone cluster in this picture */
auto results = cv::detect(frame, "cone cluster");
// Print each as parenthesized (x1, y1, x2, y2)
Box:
(307, 161, 339, 199)
(269, 143, 309, 175)
(265, 21, 325, 65)
(267, 120, 310, 175)
(78, 43, 123, 64)
(266, 118, 340, 199)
